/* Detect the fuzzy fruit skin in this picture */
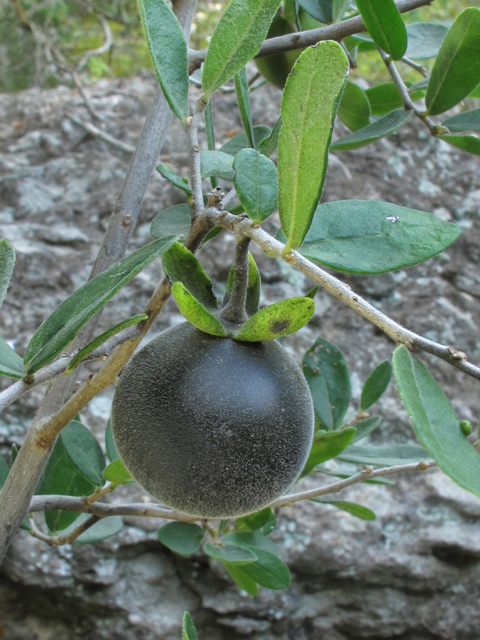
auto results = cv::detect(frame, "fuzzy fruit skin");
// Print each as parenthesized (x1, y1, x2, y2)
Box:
(111, 323, 314, 518)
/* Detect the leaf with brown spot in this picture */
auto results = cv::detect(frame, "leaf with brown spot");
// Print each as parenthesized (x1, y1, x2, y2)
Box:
(234, 297, 315, 342)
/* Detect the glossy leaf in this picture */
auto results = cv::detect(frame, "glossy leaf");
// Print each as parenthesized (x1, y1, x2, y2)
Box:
(426, 8, 480, 116)
(338, 82, 371, 132)
(365, 82, 424, 116)
(225, 563, 258, 596)
(350, 416, 382, 443)
(202, 0, 282, 99)
(235, 508, 272, 532)
(172, 282, 227, 337)
(200, 150, 234, 180)
(163, 243, 217, 311)
(437, 135, 480, 157)
(66, 315, 147, 373)
(0, 239, 15, 310)
(182, 612, 199, 640)
(291, 200, 461, 274)
(156, 164, 192, 194)
(235, 297, 315, 342)
(355, 0, 407, 60)
(311, 498, 376, 520)
(443, 109, 480, 132)
(222, 531, 280, 555)
(405, 22, 448, 60)
(339, 442, 429, 466)
(258, 117, 282, 158)
(224, 253, 261, 316)
(303, 336, 351, 429)
(393, 344, 480, 497)
(139, 0, 189, 120)
(61, 420, 106, 486)
(240, 548, 291, 590)
(233, 148, 278, 224)
(102, 458, 134, 486)
(24, 236, 178, 374)
(235, 67, 255, 149)
(302, 428, 356, 477)
(105, 419, 119, 462)
(331, 109, 412, 151)
(361, 360, 392, 411)
(204, 542, 258, 565)
(158, 522, 205, 555)
(0, 336, 25, 379)
(220, 126, 272, 157)
(278, 42, 349, 252)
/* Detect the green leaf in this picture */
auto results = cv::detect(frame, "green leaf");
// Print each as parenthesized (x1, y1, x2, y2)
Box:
(204, 542, 258, 565)
(393, 344, 480, 498)
(405, 22, 448, 60)
(24, 236, 178, 375)
(102, 458, 134, 486)
(297, 0, 332, 23)
(235, 67, 255, 149)
(202, 0, 282, 100)
(222, 531, 280, 555)
(443, 109, 480, 133)
(290, 200, 461, 274)
(332, 0, 350, 22)
(235, 508, 273, 532)
(61, 420, 106, 486)
(437, 135, 480, 157)
(233, 148, 278, 224)
(234, 297, 315, 342)
(278, 41, 349, 252)
(0, 454, 9, 490)
(240, 548, 291, 590)
(66, 315, 147, 373)
(182, 612, 199, 640)
(338, 441, 429, 467)
(331, 109, 412, 151)
(163, 243, 217, 311)
(59, 513, 124, 543)
(151, 205, 192, 244)
(9, 443, 19, 468)
(200, 150, 234, 180)
(365, 82, 424, 116)
(225, 253, 261, 316)
(258, 117, 282, 158)
(311, 499, 376, 520)
(361, 361, 392, 411)
(355, 0, 407, 60)
(220, 126, 272, 157)
(0, 240, 15, 311)
(303, 336, 351, 429)
(469, 83, 480, 98)
(205, 101, 218, 189)
(105, 419, 119, 462)
(261, 512, 277, 535)
(172, 282, 227, 337)
(426, 8, 480, 116)
(338, 82, 371, 132)
(156, 164, 192, 194)
(225, 563, 258, 596)
(302, 428, 356, 477)
(158, 522, 205, 556)
(139, 0, 189, 121)
(0, 336, 25, 379)
(350, 416, 382, 443)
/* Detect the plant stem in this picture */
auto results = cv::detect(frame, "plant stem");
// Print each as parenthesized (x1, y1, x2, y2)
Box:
(188, 97, 208, 219)
(220, 237, 251, 324)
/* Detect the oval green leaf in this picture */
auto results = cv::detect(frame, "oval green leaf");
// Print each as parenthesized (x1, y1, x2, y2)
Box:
(220, 126, 272, 157)
(61, 420, 106, 486)
(172, 282, 227, 337)
(235, 508, 273, 532)
(291, 200, 461, 274)
(437, 134, 480, 157)
(278, 41, 349, 252)
(233, 148, 278, 224)
(240, 548, 291, 590)
(222, 531, 279, 555)
(163, 243, 217, 311)
(139, 0, 189, 121)
(331, 108, 412, 151)
(235, 67, 255, 149)
(58, 513, 124, 543)
(234, 297, 315, 342)
(202, 0, 282, 100)
(0, 336, 25, 379)
(258, 117, 282, 158)
(200, 150, 234, 180)
(338, 81, 371, 132)
(204, 542, 258, 565)
(24, 236, 178, 374)
(0, 239, 15, 311)
(405, 22, 448, 60)
(225, 563, 258, 596)
(350, 416, 382, 444)
(339, 441, 429, 467)
(443, 109, 480, 133)
(303, 336, 351, 429)
(360, 360, 392, 411)
(426, 8, 480, 116)
(311, 499, 376, 520)
(156, 164, 192, 194)
(182, 612, 199, 640)
(356, 0, 407, 60)
(393, 344, 480, 497)
(102, 458, 134, 486)
(302, 428, 357, 477)
(158, 522, 205, 556)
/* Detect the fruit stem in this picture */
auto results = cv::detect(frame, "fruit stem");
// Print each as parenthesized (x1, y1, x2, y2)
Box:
(220, 237, 251, 324)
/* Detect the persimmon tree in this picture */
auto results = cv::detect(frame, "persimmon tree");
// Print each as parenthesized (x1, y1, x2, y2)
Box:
(1, 0, 480, 605)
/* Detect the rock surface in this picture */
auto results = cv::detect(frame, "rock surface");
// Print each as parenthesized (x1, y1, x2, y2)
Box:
(1, 72, 480, 640)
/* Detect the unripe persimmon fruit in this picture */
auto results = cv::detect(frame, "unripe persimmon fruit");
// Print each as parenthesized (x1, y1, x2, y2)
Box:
(111, 323, 314, 518)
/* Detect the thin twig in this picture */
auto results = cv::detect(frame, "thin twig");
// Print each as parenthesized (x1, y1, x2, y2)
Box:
(401, 57, 428, 77)
(76, 15, 113, 72)
(206, 209, 480, 381)
(28, 513, 101, 546)
(220, 237, 251, 324)
(69, 116, 135, 153)
(72, 72, 106, 124)
(187, 98, 208, 218)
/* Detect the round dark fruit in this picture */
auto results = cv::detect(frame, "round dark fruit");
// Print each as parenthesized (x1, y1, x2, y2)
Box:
(111, 323, 314, 518)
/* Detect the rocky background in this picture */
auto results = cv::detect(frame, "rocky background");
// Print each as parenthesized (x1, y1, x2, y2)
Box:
(1, 72, 480, 640)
